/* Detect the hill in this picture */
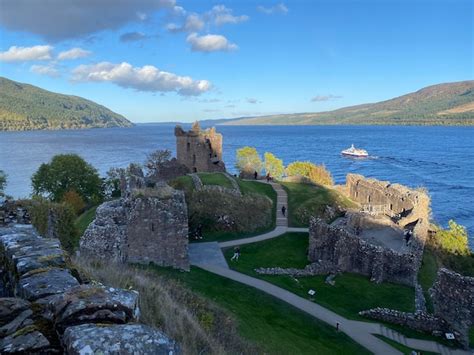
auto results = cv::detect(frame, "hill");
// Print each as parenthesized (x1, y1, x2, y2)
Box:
(0, 77, 133, 131)
(220, 81, 474, 126)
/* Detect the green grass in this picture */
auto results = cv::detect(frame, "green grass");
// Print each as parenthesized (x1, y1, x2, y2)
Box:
(224, 232, 415, 320)
(374, 334, 439, 355)
(469, 327, 474, 349)
(198, 172, 234, 189)
(196, 179, 278, 243)
(75, 206, 98, 236)
(281, 182, 357, 227)
(168, 175, 194, 195)
(148, 265, 371, 354)
(418, 249, 438, 312)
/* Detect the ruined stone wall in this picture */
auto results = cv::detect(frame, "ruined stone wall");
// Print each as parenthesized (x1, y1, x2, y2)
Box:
(175, 122, 226, 173)
(0, 200, 30, 226)
(345, 174, 430, 228)
(80, 184, 189, 271)
(308, 218, 421, 286)
(0, 225, 177, 354)
(430, 268, 474, 348)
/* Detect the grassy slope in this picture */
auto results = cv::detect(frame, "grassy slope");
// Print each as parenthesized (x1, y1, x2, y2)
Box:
(418, 249, 438, 312)
(151, 265, 371, 354)
(224, 232, 415, 320)
(197, 172, 233, 189)
(0, 76, 132, 131)
(221, 80, 474, 126)
(75, 206, 97, 237)
(168, 175, 194, 195)
(281, 182, 357, 227)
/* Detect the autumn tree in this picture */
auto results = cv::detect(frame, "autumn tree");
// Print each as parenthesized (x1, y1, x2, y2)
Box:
(235, 147, 263, 175)
(286, 161, 334, 186)
(264, 152, 284, 179)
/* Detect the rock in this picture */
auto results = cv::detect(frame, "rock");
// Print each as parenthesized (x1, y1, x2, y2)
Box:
(52, 284, 140, 332)
(0, 328, 50, 353)
(0, 309, 33, 337)
(63, 323, 179, 355)
(19, 268, 79, 301)
(0, 298, 31, 325)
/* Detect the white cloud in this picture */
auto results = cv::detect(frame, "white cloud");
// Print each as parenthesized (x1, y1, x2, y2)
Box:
(311, 95, 342, 102)
(167, 13, 204, 33)
(207, 5, 249, 26)
(257, 3, 288, 15)
(0, 0, 175, 41)
(30, 64, 60, 77)
(0, 45, 53, 62)
(187, 33, 238, 52)
(71, 61, 211, 96)
(246, 97, 261, 104)
(57, 47, 91, 60)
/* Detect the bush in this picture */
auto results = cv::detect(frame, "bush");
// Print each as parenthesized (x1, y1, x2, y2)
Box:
(29, 198, 79, 254)
(31, 154, 103, 203)
(264, 152, 284, 179)
(286, 161, 334, 186)
(235, 147, 263, 176)
(62, 190, 86, 215)
(434, 220, 470, 255)
(188, 190, 272, 234)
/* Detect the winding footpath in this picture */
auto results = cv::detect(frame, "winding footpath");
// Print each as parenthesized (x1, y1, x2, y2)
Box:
(188, 180, 471, 355)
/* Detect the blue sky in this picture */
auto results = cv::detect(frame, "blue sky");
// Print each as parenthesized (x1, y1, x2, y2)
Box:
(0, 0, 472, 123)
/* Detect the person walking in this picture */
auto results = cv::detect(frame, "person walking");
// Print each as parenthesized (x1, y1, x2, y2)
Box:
(281, 205, 286, 217)
(231, 246, 241, 261)
(254, 171, 258, 180)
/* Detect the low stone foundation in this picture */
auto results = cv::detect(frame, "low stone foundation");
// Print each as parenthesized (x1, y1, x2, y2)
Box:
(255, 261, 337, 277)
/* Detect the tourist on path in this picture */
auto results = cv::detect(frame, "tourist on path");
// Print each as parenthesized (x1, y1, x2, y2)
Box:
(254, 171, 258, 180)
(231, 246, 241, 261)
(266, 173, 272, 182)
(281, 205, 286, 217)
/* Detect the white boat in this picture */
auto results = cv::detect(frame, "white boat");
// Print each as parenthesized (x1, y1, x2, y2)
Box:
(341, 144, 369, 157)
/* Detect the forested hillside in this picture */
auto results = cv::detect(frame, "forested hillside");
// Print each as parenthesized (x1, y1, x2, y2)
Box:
(0, 77, 133, 131)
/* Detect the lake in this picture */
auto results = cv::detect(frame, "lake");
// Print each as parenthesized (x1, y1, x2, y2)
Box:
(1, 124, 473, 245)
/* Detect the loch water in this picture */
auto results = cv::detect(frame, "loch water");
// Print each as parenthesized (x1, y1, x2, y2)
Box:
(1, 124, 473, 245)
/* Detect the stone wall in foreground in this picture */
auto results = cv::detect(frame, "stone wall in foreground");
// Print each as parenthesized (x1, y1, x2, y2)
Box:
(0, 225, 178, 354)
(308, 218, 422, 286)
(430, 268, 474, 349)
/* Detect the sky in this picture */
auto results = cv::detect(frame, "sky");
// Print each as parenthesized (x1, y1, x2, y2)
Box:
(0, 0, 472, 123)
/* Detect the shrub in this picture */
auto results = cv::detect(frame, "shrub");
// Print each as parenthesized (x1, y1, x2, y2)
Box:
(31, 154, 103, 203)
(188, 190, 272, 234)
(264, 152, 284, 179)
(286, 161, 334, 186)
(235, 147, 263, 176)
(62, 190, 86, 215)
(29, 198, 79, 254)
(434, 220, 470, 255)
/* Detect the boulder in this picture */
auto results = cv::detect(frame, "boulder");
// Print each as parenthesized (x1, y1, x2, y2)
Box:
(19, 268, 79, 301)
(63, 323, 178, 354)
(52, 284, 139, 332)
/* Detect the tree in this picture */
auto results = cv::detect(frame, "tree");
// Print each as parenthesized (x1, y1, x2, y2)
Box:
(62, 190, 86, 215)
(0, 170, 6, 195)
(145, 149, 172, 175)
(235, 147, 263, 175)
(264, 152, 284, 179)
(103, 167, 124, 198)
(435, 220, 470, 255)
(32, 154, 103, 203)
(286, 161, 334, 186)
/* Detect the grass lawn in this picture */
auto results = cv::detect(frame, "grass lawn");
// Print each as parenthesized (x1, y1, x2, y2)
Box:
(168, 175, 194, 195)
(198, 172, 234, 189)
(149, 265, 371, 354)
(224, 232, 415, 320)
(280, 182, 357, 227)
(374, 335, 439, 355)
(418, 249, 438, 312)
(75, 205, 98, 237)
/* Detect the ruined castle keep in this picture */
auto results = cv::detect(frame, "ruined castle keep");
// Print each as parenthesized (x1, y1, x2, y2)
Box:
(80, 166, 189, 270)
(175, 121, 226, 173)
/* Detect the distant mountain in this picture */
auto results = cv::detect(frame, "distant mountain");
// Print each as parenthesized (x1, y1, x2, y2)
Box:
(0, 77, 133, 131)
(219, 81, 474, 126)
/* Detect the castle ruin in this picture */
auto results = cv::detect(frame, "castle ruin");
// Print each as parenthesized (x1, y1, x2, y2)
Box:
(175, 121, 226, 173)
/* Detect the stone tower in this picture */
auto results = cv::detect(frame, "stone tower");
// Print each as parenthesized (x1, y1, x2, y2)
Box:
(174, 121, 226, 173)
